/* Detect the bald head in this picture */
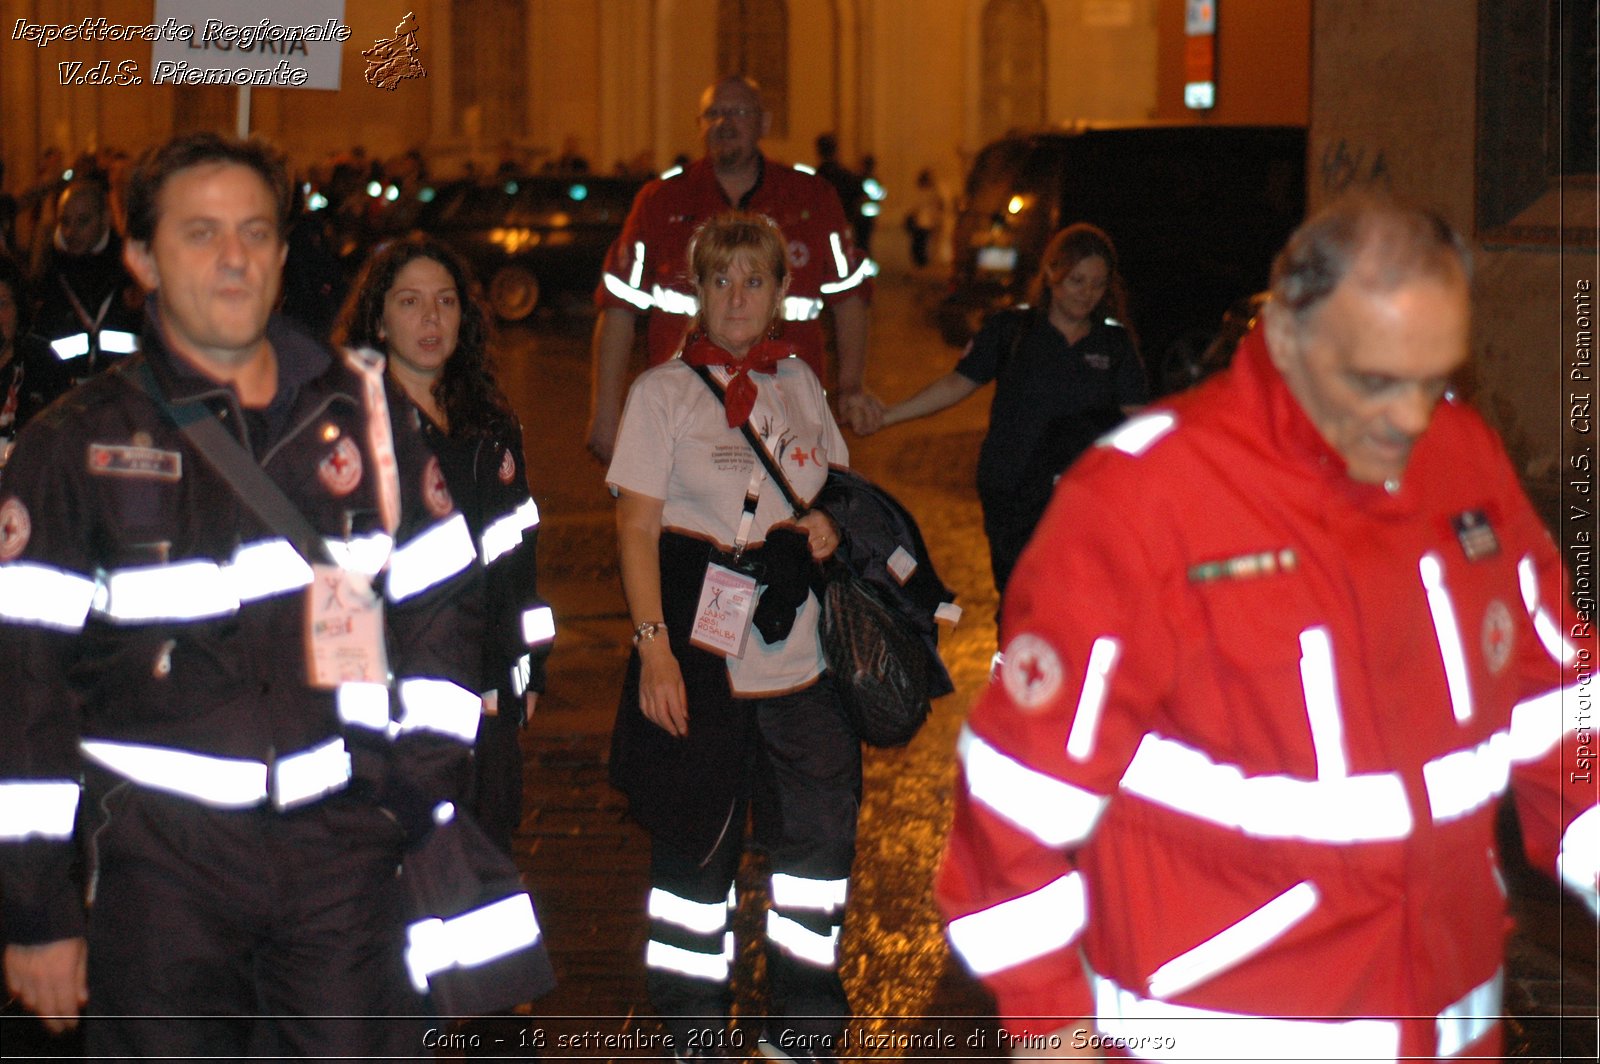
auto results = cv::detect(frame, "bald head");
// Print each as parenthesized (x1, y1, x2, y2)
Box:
(698, 77, 769, 173)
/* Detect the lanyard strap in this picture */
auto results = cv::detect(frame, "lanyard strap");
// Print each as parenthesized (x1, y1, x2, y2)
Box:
(340, 347, 401, 535)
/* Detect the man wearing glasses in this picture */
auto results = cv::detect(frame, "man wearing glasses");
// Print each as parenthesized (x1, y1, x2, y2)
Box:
(587, 76, 882, 464)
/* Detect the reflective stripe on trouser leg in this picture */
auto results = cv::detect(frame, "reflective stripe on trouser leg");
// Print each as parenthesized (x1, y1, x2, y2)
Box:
(646, 830, 742, 1050)
(753, 679, 860, 1047)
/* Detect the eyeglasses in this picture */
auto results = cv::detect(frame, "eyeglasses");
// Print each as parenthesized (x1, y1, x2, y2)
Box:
(699, 107, 761, 122)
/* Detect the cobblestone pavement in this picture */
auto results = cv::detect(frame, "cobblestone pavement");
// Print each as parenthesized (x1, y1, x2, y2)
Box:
(476, 275, 1597, 1061)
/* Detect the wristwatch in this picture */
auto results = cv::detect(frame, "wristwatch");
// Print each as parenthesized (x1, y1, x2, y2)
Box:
(632, 621, 666, 646)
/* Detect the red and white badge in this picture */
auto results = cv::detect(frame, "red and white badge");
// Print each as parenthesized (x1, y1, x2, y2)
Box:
(1482, 599, 1514, 674)
(422, 455, 454, 517)
(497, 447, 516, 484)
(0, 497, 30, 561)
(318, 437, 363, 496)
(1000, 633, 1064, 712)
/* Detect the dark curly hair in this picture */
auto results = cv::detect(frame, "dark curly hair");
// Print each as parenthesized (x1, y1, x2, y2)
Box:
(333, 236, 513, 439)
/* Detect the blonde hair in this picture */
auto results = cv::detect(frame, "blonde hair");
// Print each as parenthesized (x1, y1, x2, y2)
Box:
(687, 211, 789, 292)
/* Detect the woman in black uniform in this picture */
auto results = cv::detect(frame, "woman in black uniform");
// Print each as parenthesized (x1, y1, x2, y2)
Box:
(335, 236, 551, 854)
(872, 223, 1146, 596)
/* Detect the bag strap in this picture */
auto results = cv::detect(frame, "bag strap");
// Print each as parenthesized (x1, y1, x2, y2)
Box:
(128, 361, 334, 565)
(687, 362, 808, 518)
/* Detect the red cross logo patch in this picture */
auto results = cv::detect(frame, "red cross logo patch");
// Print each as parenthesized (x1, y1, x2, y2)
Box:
(318, 437, 362, 497)
(0, 497, 31, 561)
(1000, 633, 1064, 712)
(787, 239, 810, 269)
(422, 455, 454, 517)
(1481, 599, 1514, 675)
(498, 447, 517, 484)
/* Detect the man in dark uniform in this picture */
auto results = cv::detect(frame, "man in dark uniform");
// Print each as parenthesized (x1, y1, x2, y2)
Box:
(0, 133, 484, 1057)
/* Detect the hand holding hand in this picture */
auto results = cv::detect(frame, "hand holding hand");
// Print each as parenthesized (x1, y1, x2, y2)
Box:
(837, 389, 885, 435)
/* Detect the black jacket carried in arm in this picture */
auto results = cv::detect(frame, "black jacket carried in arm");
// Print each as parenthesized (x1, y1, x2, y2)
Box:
(0, 311, 484, 945)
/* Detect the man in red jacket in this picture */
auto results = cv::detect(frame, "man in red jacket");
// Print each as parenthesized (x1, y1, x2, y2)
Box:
(938, 194, 1597, 1060)
(586, 76, 881, 464)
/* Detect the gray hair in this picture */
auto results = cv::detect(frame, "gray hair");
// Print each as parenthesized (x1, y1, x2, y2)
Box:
(1270, 192, 1471, 321)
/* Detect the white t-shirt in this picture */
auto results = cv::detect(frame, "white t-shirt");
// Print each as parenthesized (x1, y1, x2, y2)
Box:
(608, 357, 849, 695)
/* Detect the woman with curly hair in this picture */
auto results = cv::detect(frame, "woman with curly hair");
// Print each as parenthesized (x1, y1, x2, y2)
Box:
(335, 236, 551, 854)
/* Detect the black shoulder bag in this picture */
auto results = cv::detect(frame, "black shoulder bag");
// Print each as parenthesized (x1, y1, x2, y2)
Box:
(688, 363, 938, 747)
(127, 362, 555, 1015)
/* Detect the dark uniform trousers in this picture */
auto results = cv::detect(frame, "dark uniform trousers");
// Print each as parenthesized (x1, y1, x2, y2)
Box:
(646, 677, 861, 1056)
(84, 783, 424, 1060)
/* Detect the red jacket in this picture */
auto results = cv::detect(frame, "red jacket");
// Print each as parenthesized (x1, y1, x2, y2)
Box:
(937, 327, 1597, 1061)
(594, 156, 874, 378)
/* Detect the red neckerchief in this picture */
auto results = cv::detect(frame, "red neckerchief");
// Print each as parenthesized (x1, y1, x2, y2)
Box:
(680, 331, 797, 426)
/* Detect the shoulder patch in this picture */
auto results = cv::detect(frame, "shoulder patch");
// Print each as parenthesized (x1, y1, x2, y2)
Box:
(422, 455, 454, 517)
(498, 447, 517, 484)
(1100, 411, 1178, 456)
(318, 437, 363, 496)
(0, 497, 30, 561)
(999, 633, 1065, 712)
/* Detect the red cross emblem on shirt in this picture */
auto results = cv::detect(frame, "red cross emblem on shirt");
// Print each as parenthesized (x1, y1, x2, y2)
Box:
(1000, 633, 1064, 711)
(0, 497, 31, 561)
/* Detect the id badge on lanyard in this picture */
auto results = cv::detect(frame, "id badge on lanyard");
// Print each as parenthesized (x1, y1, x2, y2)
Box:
(688, 464, 766, 658)
(306, 564, 389, 687)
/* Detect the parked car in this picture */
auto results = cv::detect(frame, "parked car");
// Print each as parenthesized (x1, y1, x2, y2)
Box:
(938, 124, 1306, 396)
(408, 175, 646, 320)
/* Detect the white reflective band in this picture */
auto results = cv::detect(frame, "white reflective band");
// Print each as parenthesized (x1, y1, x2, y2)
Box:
(0, 563, 97, 631)
(1419, 553, 1473, 723)
(960, 726, 1108, 848)
(1436, 969, 1502, 1057)
(818, 258, 877, 295)
(1102, 412, 1176, 455)
(651, 285, 699, 316)
(1298, 627, 1349, 779)
(1424, 730, 1511, 823)
(98, 329, 139, 354)
(521, 605, 555, 646)
(95, 559, 237, 622)
(404, 893, 542, 994)
(272, 738, 354, 809)
(1091, 971, 1400, 1063)
(629, 240, 646, 290)
(1146, 881, 1319, 1000)
(325, 532, 395, 578)
(829, 232, 849, 277)
(1066, 637, 1121, 761)
(782, 294, 826, 319)
(51, 333, 90, 360)
(765, 910, 839, 967)
(793, 163, 817, 175)
(386, 514, 475, 603)
(1518, 555, 1579, 665)
(337, 681, 392, 731)
(226, 538, 314, 602)
(397, 678, 482, 743)
(1508, 684, 1580, 761)
(510, 654, 533, 698)
(1120, 734, 1413, 843)
(648, 888, 728, 935)
(0, 781, 80, 841)
(947, 872, 1085, 977)
(658, 165, 684, 180)
(80, 738, 350, 810)
(646, 936, 731, 981)
(1557, 805, 1600, 917)
(604, 270, 653, 311)
(770, 873, 848, 913)
(482, 498, 540, 565)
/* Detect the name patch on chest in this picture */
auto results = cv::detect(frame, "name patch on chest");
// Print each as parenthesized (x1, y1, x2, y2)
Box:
(87, 443, 182, 481)
(1188, 548, 1298, 584)
(1084, 352, 1112, 371)
(1453, 509, 1500, 562)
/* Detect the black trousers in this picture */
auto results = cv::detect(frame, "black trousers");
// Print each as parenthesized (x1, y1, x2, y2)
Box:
(82, 785, 425, 1060)
(470, 707, 525, 855)
(644, 677, 861, 1057)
